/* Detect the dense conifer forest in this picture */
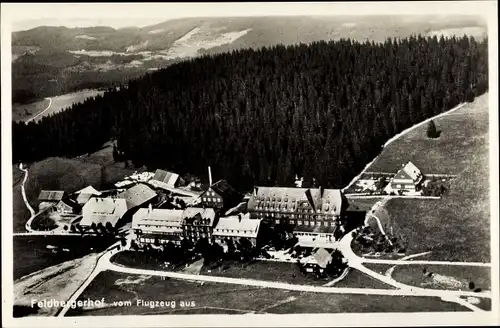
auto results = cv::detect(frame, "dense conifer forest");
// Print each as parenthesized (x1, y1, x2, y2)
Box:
(12, 34, 488, 191)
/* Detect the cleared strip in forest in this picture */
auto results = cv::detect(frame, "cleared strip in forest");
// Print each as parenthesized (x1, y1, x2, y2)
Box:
(342, 102, 468, 192)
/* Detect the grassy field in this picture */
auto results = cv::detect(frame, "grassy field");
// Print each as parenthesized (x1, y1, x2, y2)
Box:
(13, 235, 115, 280)
(391, 265, 491, 291)
(12, 98, 50, 122)
(333, 269, 396, 289)
(367, 93, 489, 175)
(201, 260, 330, 286)
(365, 94, 491, 262)
(66, 271, 469, 316)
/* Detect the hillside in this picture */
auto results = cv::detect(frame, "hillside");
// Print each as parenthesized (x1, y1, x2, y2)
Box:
(13, 34, 489, 193)
(368, 94, 491, 262)
(11, 15, 487, 103)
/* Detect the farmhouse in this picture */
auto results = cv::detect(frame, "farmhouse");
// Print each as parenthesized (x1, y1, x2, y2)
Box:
(181, 207, 217, 243)
(80, 197, 128, 228)
(213, 213, 261, 247)
(247, 187, 347, 226)
(38, 190, 66, 211)
(390, 161, 423, 192)
(117, 183, 157, 210)
(200, 179, 243, 212)
(132, 207, 184, 245)
(301, 248, 333, 274)
(149, 169, 185, 190)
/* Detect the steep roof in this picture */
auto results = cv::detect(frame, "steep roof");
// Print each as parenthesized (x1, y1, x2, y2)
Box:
(181, 207, 216, 226)
(132, 208, 184, 233)
(81, 197, 128, 227)
(38, 190, 65, 202)
(205, 180, 242, 202)
(213, 214, 261, 238)
(118, 183, 157, 209)
(151, 169, 181, 188)
(247, 186, 344, 216)
(393, 161, 422, 183)
(76, 193, 94, 205)
(75, 185, 101, 196)
(313, 248, 333, 268)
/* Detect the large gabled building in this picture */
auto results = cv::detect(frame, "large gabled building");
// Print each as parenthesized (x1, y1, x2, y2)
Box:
(38, 190, 66, 211)
(213, 213, 262, 247)
(81, 197, 128, 228)
(247, 186, 347, 225)
(132, 207, 184, 245)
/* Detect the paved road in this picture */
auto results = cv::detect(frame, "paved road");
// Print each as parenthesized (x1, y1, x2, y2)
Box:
(26, 97, 52, 123)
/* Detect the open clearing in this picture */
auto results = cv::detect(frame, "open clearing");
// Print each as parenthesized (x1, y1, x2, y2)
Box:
(12, 98, 50, 122)
(367, 93, 489, 175)
(29, 89, 105, 123)
(333, 269, 396, 289)
(391, 264, 491, 291)
(365, 94, 490, 262)
(66, 271, 468, 316)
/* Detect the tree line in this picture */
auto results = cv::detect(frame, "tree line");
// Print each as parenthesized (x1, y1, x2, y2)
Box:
(12, 34, 489, 192)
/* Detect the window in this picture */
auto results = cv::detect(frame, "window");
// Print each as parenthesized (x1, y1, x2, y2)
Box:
(217, 198, 221, 202)
(316, 221, 321, 226)
(298, 220, 302, 225)
(275, 219, 280, 224)
(290, 220, 295, 224)
(284, 198, 288, 202)
(202, 197, 206, 202)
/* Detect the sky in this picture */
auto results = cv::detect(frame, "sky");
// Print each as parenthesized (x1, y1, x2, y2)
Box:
(3, 2, 492, 32)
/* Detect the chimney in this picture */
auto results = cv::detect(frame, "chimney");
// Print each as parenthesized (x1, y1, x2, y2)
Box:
(208, 166, 213, 186)
(148, 203, 152, 213)
(238, 213, 242, 222)
(320, 186, 324, 197)
(253, 187, 258, 196)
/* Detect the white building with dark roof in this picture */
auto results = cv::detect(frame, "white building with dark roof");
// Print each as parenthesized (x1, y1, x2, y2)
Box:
(132, 207, 184, 245)
(389, 161, 423, 193)
(213, 213, 261, 247)
(81, 197, 128, 228)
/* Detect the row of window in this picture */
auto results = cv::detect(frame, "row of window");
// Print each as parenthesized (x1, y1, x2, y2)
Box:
(140, 237, 181, 244)
(202, 197, 221, 203)
(255, 196, 335, 204)
(267, 218, 336, 227)
(255, 205, 337, 214)
(213, 228, 255, 234)
(253, 212, 336, 220)
(295, 232, 334, 238)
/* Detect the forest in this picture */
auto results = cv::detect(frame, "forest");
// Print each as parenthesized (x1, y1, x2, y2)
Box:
(12, 34, 489, 192)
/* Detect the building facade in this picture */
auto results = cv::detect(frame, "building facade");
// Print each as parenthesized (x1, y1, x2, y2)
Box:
(390, 161, 423, 191)
(247, 187, 347, 226)
(81, 197, 128, 228)
(132, 207, 184, 245)
(200, 179, 242, 212)
(213, 213, 261, 248)
(181, 207, 217, 243)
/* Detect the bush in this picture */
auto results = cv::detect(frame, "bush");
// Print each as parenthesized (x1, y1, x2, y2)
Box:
(427, 120, 440, 138)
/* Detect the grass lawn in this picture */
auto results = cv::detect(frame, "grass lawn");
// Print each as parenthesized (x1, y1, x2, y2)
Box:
(365, 94, 491, 262)
(460, 296, 491, 311)
(66, 271, 469, 316)
(110, 251, 190, 272)
(391, 264, 491, 291)
(367, 93, 489, 175)
(200, 260, 330, 286)
(333, 268, 396, 289)
(13, 235, 115, 280)
(12, 98, 50, 122)
(346, 197, 380, 212)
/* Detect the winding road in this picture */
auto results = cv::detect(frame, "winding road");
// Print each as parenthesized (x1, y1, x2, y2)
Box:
(19, 163, 35, 218)
(26, 97, 52, 123)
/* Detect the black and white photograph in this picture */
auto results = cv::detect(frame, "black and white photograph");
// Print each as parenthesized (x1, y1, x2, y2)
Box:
(1, 2, 498, 327)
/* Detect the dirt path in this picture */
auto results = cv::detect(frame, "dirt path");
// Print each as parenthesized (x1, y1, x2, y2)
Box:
(26, 97, 52, 123)
(19, 163, 35, 219)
